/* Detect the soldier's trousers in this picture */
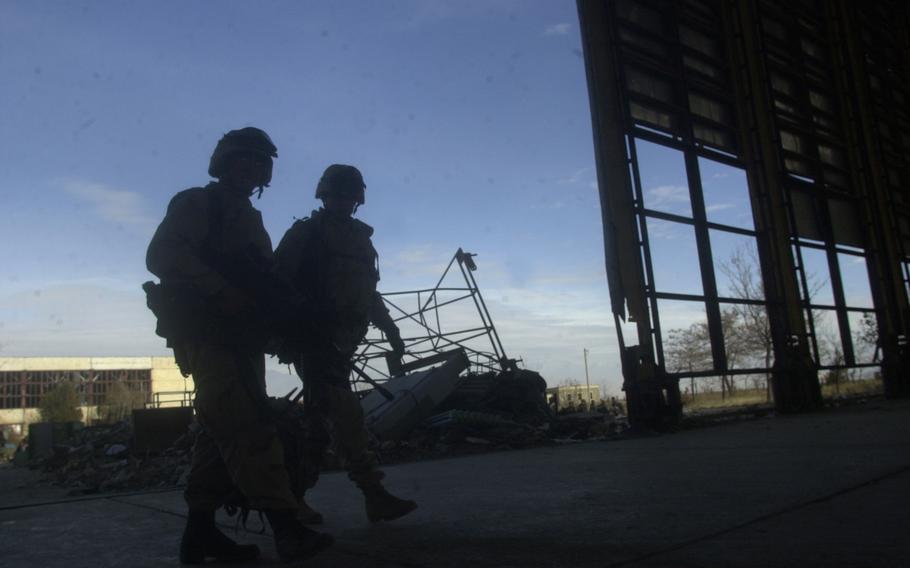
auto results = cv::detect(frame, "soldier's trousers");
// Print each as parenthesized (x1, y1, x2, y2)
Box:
(295, 354, 383, 490)
(183, 342, 298, 511)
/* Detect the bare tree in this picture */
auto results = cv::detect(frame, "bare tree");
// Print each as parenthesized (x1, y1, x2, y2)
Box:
(664, 244, 829, 404)
(664, 321, 711, 398)
(718, 245, 828, 401)
(719, 247, 772, 400)
(854, 312, 880, 363)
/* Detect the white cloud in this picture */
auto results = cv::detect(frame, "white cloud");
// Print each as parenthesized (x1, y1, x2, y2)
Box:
(530, 199, 566, 211)
(557, 167, 590, 185)
(705, 203, 735, 213)
(395, 0, 456, 30)
(543, 23, 571, 36)
(380, 244, 452, 285)
(531, 270, 605, 288)
(391, 244, 444, 265)
(645, 184, 689, 208)
(646, 219, 684, 241)
(0, 283, 165, 357)
(61, 179, 156, 233)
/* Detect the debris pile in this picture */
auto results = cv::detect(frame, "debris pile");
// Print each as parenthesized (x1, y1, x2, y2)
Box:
(359, 361, 628, 465)
(24, 370, 627, 493)
(24, 355, 627, 493)
(30, 420, 196, 495)
(18, 249, 630, 493)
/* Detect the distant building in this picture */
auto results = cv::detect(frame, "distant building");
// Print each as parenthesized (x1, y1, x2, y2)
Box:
(0, 357, 193, 432)
(546, 384, 601, 412)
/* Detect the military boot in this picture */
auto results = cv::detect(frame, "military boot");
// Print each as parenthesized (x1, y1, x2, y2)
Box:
(179, 509, 260, 565)
(362, 485, 418, 523)
(265, 509, 334, 563)
(297, 494, 324, 525)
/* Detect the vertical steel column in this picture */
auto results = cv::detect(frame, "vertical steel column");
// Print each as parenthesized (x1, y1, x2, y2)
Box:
(833, 0, 910, 398)
(578, 0, 681, 429)
(721, 0, 821, 411)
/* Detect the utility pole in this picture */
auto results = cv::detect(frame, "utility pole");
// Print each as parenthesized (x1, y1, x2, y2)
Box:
(583, 348, 591, 407)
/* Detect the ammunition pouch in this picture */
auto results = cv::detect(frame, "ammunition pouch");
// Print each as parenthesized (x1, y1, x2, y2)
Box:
(143, 281, 209, 342)
(142, 281, 269, 349)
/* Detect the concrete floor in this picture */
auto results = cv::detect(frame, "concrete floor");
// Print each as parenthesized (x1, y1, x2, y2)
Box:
(2, 400, 909, 567)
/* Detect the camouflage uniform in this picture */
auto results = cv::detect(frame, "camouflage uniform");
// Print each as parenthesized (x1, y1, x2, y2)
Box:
(275, 208, 396, 489)
(147, 182, 298, 512)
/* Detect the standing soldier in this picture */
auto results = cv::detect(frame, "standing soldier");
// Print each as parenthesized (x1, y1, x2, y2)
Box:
(145, 127, 333, 564)
(275, 164, 417, 524)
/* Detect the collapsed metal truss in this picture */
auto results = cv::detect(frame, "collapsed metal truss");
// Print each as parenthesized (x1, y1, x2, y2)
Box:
(350, 248, 514, 389)
(578, 0, 910, 426)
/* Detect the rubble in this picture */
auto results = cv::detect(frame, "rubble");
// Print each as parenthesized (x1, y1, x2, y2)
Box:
(2, 253, 631, 499)
(20, 387, 628, 494)
(27, 419, 196, 496)
(20, 249, 632, 493)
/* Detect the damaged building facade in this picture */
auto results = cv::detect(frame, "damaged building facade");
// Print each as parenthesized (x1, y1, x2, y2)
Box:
(0, 357, 191, 432)
(577, 0, 910, 429)
(546, 384, 603, 412)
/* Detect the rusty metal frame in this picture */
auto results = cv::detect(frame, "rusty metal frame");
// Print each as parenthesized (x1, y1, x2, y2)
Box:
(349, 248, 513, 389)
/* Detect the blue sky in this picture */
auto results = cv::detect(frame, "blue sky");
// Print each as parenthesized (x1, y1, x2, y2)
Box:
(0, 1, 625, 395)
(0, 1, 877, 396)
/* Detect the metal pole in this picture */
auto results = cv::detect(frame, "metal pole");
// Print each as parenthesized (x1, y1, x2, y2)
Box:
(584, 348, 591, 406)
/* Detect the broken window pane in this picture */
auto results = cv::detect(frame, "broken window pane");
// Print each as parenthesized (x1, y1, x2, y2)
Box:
(619, 29, 669, 59)
(636, 139, 692, 217)
(683, 55, 719, 79)
(809, 90, 833, 113)
(658, 300, 712, 372)
(784, 156, 814, 178)
(800, 247, 835, 306)
(790, 189, 822, 241)
(693, 124, 733, 150)
(780, 130, 806, 155)
(615, 316, 641, 347)
(689, 92, 730, 125)
(801, 38, 823, 60)
(698, 158, 754, 230)
(829, 199, 864, 247)
(817, 145, 843, 167)
(630, 101, 677, 132)
(812, 113, 837, 131)
(710, 230, 764, 300)
(679, 26, 718, 58)
(762, 17, 787, 42)
(626, 66, 674, 103)
(771, 73, 794, 95)
(838, 253, 874, 308)
(646, 218, 704, 295)
(774, 97, 798, 115)
(615, 0, 663, 32)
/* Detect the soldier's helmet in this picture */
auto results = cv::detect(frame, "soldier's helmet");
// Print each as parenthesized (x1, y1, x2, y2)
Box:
(315, 164, 366, 205)
(208, 127, 278, 182)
